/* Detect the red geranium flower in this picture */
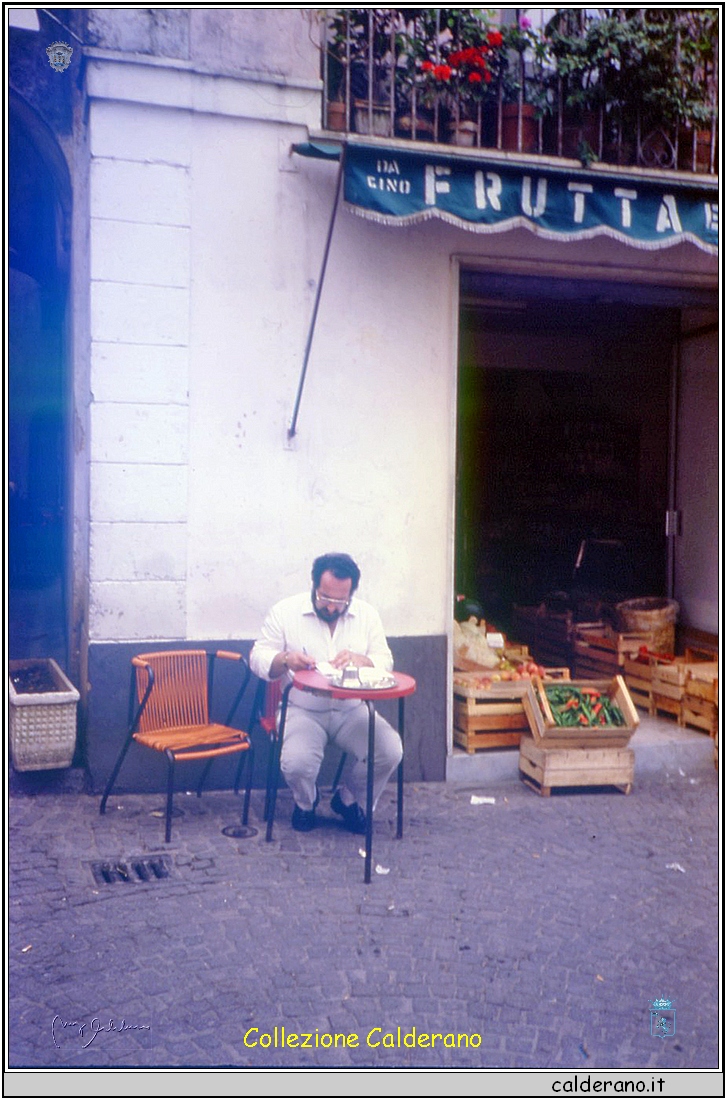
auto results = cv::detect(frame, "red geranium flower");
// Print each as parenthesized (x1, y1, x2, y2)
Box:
(434, 64, 452, 81)
(421, 60, 434, 72)
(468, 71, 483, 83)
(487, 29, 503, 48)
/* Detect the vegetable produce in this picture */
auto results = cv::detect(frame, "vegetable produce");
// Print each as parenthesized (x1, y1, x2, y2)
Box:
(542, 684, 626, 728)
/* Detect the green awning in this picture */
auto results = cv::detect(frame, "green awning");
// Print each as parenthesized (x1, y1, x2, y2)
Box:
(291, 140, 343, 161)
(295, 140, 718, 255)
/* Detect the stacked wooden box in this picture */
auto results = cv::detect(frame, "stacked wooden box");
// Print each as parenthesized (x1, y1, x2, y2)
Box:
(650, 657, 689, 721)
(512, 605, 573, 668)
(519, 675, 639, 796)
(572, 623, 651, 678)
(682, 663, 719, 736)
(648, 652, 718, 736)
(622, 652, 657, 710)
(453, 667, 570, 753)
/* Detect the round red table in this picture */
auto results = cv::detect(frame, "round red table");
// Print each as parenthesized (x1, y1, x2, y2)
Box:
(267, 669, 416, 884)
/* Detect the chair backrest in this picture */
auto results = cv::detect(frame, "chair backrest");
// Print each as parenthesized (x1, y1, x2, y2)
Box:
(133, 650, 209, 733)
(264, 677, 282, 722)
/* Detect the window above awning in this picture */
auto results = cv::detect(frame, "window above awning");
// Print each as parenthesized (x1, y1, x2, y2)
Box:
(293, 139, 718, 256)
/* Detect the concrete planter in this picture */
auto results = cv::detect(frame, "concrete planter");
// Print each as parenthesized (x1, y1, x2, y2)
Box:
(9, 658, 79, 771)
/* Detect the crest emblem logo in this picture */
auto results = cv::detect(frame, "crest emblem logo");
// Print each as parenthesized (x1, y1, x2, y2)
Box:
(649, 997, 676, 1039)
(46, 41, 73, 72)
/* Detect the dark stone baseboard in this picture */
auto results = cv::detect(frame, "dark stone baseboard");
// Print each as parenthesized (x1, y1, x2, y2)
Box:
(86, 634, 447, 794)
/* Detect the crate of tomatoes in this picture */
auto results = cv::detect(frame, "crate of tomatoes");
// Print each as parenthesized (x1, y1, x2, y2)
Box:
(523, 675, 639, 750)
(453, 664, 570, 753)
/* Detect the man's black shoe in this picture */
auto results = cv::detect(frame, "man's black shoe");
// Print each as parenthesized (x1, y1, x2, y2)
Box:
(291, 805, 316, 832)
(331, 790, 367, 834)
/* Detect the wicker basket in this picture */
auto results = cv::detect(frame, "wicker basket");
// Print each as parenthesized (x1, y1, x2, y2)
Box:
(615, 598, 679, 655)
(9, 659, 79, 771)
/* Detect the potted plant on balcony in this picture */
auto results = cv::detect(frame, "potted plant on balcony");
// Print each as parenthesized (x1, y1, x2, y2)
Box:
(413, 11, 504, 147)
(9, 658, 80, 771)
(675, 9, 718, 172)
(342, 7, 398, 138)
(545, 10, 604, 163)
(500, 15, 544, 154)
(601, 9, 716, 173)
(323, 10, 349, 131)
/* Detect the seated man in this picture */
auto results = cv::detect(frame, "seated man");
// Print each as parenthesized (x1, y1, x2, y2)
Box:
(249, 552, 403, 833)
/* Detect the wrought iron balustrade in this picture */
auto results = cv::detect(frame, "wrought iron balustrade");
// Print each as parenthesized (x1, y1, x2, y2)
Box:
(321, 8, 718, 174)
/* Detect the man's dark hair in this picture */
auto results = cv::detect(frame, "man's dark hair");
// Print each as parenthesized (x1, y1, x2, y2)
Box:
(312, 552, 361, 593)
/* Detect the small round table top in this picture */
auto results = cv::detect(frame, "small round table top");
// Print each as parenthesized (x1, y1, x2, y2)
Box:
(292, 669, 417, 701)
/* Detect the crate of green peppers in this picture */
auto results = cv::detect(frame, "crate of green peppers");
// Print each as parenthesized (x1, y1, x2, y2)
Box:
(522, 675, 639, 749)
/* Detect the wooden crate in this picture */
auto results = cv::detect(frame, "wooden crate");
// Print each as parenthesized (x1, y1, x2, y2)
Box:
(622, 655, 654, 710)
(650, 657, 718, 724)
(453, 699, 528, 751)
(681, 696, 718, 736)
(522, 675, 639, 750)
(519, 735, 634, 796)
(572, 624, 649, 678)
(453, 669, 570, 753)
(683, 662, 718, 704)
(512, 605, 573, 668)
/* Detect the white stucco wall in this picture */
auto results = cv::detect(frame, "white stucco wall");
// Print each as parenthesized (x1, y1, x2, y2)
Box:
(84, 14, 718, 647)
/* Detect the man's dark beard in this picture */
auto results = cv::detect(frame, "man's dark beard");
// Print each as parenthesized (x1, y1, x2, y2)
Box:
(311, 586, 345, 623)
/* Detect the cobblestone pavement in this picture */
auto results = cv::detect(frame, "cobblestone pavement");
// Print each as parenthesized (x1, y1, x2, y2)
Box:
(8, 769, 719, 1073)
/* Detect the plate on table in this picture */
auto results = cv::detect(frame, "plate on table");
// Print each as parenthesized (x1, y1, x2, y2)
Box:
(323, 668, 397, 691)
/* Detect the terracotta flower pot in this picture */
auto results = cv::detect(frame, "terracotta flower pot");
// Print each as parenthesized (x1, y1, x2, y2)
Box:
(677, 125, 714, 173)
(501, 103, 538, 154)
(326, 101, 347, 132)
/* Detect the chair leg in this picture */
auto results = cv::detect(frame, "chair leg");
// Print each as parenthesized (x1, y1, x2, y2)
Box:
(331, 750, 347, 793)
(197, 758, 213, 798)
(263, 735, 275, 823)
(165, 751, 175, 843)
(266, 683, 291, 842)
(99, 735, 135, 815)
(265, 732, 283, 842)
(233, 747, 248, 796)
(241, 745, 254, 826)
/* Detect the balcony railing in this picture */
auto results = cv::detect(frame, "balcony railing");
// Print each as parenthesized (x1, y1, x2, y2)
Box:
(321, 8, 718, 174)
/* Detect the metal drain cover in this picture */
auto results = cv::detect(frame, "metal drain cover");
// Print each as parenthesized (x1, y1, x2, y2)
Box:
(90, 855, 173, 885)
(221, 825, 258, 839)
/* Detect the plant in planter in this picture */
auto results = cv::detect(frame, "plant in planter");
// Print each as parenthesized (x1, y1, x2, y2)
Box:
(393, 9, 442, 141)
(499, 15, 546, 154)
(322, 10, 351, 130)
(603, 9, 716, 172)
(417, 10, 504, 145)
(674, 9, 718, 172)
(546, 10, 605, 163)
(9, 658, 80, 771)
(346, 7, 400, 137)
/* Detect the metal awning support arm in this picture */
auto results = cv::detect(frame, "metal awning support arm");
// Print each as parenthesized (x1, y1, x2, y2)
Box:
(288, 147, 346, 440)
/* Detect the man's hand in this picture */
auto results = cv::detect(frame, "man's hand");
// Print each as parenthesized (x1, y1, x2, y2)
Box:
(331, 651, 374, 669)
(270, 650, 316, 678)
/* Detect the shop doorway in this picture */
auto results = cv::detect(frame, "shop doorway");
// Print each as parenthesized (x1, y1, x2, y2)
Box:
(455, 270, 690, 637)
(9, 104, 72, 667)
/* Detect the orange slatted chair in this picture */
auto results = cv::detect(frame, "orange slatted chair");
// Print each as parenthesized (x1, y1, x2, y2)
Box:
(100, 650, 253, 842)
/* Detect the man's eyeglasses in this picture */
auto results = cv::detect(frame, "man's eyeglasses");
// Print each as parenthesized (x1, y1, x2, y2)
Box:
(314, 590, 350, 607)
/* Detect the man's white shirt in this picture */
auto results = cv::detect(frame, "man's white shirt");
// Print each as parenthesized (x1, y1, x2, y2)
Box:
(249, 592, 393, 710)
